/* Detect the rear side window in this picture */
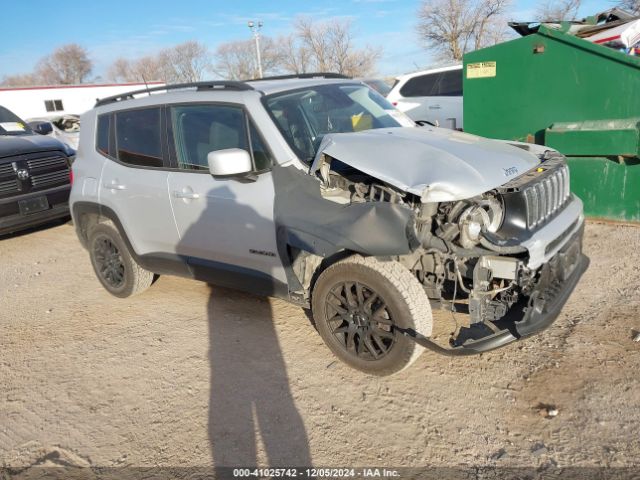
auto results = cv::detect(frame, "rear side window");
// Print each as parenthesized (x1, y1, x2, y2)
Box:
(96, 114, 110, 156)
(399, 70, 463, 97)
(115, 108, 163, 168)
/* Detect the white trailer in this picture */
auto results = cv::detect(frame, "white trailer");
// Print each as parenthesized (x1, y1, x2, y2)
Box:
(0, 82, 165, 119)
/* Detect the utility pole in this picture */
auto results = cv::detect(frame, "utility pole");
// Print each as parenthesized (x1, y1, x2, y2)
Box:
(247, 20, 263, 79)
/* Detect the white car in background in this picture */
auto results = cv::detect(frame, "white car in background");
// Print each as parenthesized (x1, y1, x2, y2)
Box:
(26, 114, 80, 150)
(387, 65, 463, 130)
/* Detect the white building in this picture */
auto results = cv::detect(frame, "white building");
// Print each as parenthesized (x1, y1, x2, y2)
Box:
(0, 82, 165, 119)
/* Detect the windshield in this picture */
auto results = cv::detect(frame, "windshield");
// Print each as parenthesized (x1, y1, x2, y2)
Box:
(265, 83, 407, 162)
(0, 106, 31, 136)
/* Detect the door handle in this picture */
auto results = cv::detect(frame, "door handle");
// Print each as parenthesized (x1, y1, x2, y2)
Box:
(104, 183, 126, 190)
(173, 191, 200, 199)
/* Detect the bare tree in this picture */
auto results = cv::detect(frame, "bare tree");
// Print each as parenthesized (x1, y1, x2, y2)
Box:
(106, 58, 133, 82)
(214, 18, 380, 80)
(536, 0, 581, 21)
(294, 18, 333, 72)
(0, 73, 38, 87)
(106, 18, 381, 84)
(1, 44, 92, 86)
(107, 43, 211, 84)
(131, 56, 164, 82)
(214, 40, 258, 80)
(214, 37, 283, 80)
(294, 17, 381, 77)
(35, 44, 92, 84)
(276, 34, 312, 74)
(618, 0, 640, 13)
(417, 0, 511, 62)
(157, 41, 212, 83)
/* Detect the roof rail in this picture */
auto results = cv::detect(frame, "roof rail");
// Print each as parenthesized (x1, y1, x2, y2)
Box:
(247, 72, 352, 82)
(94, 81, 255, 107)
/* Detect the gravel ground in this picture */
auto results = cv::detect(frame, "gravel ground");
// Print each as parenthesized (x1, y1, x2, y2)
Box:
(1, 220, 639, 477)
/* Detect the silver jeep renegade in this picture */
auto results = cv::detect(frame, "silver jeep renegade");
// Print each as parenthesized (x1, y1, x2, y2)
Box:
(70, 75, 588, 375)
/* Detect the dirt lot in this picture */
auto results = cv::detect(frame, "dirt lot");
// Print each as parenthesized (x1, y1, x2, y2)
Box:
(1, 220, 639, 477)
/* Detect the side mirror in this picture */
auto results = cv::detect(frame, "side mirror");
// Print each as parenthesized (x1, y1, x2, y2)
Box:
(28, 121, 53, 135)
(207, 148, 253, 177)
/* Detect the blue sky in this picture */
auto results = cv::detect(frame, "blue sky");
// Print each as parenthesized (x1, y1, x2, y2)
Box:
(0, 0, 613, 80)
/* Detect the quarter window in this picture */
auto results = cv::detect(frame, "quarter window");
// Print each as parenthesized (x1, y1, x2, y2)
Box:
(96, 114, 110, 157)
(115, 108, 163, 168)
(170, 104, 272, 172)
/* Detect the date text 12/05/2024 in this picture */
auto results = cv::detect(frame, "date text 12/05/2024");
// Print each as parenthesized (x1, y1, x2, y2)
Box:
(232, 468, 400, 478)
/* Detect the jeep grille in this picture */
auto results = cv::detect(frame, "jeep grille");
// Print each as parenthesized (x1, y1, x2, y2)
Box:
(523, 163, 570, 229)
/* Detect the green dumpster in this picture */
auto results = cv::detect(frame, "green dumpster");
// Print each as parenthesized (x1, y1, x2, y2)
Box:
(463, 24, 640, 222)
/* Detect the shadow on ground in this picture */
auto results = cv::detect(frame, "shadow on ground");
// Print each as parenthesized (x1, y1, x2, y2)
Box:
(207, 286, 312, 466)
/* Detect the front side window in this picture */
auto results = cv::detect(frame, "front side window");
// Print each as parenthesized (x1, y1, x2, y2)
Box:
(170, 104, 272, 172)
(115, 107, 163, 167)
(264, 84, 402, 162)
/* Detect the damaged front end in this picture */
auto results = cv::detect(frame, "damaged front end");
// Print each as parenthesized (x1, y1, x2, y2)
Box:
(295, 142, 588, 355)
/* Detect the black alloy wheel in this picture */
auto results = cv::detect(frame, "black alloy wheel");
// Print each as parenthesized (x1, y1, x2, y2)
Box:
(93, 236, 125, 289)
(325, 281, 397, 360)
(312, 255, 432, 375)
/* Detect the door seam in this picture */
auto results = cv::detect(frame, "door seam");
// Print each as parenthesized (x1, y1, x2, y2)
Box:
(167, 173, 182, 240)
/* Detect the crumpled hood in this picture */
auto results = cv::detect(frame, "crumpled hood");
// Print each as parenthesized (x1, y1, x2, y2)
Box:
(313, 127, 543, 202)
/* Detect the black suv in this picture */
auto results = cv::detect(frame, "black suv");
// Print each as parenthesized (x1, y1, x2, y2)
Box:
(0, 105, 73, 235)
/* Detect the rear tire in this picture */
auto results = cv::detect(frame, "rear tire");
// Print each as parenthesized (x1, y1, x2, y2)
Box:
(88, 222, 154, 298)
(312, 255, 432, 376)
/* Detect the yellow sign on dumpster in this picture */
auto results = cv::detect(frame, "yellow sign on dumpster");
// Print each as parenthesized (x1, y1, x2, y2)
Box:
(467, 61, 497, 79)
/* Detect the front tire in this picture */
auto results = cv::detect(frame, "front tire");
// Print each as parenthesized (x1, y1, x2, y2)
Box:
(312, 255, 432, 376)
(88, 222, 154, 298)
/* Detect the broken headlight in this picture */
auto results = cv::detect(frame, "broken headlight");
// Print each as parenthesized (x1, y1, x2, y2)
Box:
(458, 195, 503, 249)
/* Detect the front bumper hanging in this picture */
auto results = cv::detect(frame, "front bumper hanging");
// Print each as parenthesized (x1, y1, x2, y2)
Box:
(399, 227, 589, 356)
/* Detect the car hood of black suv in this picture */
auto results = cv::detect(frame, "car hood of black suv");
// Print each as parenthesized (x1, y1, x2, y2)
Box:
(0, 132, 72, 159)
